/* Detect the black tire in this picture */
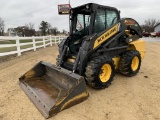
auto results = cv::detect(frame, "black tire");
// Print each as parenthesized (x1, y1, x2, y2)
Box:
(119, 50, 141, 76)
(85, 56, 115, 89)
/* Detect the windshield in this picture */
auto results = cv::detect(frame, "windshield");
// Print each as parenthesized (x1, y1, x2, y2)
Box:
(73, 14, 91, 36)
(94, 9, 118, 33)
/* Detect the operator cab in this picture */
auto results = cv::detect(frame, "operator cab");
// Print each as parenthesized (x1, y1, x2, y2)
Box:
(70, 3, 120, 35)
(68, 3, 120, 54)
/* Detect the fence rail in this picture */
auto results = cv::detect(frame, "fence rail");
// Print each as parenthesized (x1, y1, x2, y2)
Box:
(0, 36, 67, 57)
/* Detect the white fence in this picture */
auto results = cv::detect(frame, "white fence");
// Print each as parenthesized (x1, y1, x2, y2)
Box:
(0, 36, 67, 57)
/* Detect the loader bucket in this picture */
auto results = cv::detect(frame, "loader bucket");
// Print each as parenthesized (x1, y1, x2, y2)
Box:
(19, 61, 89, 118)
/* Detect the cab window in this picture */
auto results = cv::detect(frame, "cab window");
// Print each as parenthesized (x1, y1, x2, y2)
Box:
(94, 9, 118, 33)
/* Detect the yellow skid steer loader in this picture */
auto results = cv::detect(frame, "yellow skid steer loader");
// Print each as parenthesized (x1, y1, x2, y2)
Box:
(19, 3, 146, 118)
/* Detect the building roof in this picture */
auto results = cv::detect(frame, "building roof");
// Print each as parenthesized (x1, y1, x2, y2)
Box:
(154, 23, 160, 28)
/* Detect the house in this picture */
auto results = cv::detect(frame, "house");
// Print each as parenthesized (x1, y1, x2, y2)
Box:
(154, 23, 160, 32)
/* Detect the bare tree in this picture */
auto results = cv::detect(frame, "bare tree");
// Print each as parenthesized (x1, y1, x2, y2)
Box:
(50, 27, 58, 36)
(141, 19, 160, 32)
(47, 23, 52, 34)
(25, 23, 34, 30)
(0, 17, 5, 36)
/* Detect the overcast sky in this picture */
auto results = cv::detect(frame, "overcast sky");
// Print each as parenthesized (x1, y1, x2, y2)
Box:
(0, 0, 159, 32)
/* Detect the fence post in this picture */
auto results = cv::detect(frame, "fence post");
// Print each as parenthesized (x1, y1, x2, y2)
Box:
(60, 37, 61, 44)
(32, 36, 36, 51)
(58, 36, 60, 44)
(55, 36, 57, 44)
(43, 36, 46, 48)
(55, 36, 56, 44)
(60, 36, 63, 43)
(50, 35, 52, 46)
(54, 36, 56, 44)
(55, 36, 59, 44)
(16, 36, 21, 56)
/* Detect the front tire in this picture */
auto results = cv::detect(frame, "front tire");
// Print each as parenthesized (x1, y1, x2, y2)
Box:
(85, 56, 115, 89)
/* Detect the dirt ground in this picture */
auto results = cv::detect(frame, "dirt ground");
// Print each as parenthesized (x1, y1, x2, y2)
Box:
(0, 42, 160, 120)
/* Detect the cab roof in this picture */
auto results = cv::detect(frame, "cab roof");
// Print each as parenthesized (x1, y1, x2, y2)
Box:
(72, 3, 119, 12)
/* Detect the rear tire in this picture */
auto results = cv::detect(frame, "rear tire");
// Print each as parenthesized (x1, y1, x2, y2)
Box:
(85, 56, 115, 89)
(119, 50, 141, 76)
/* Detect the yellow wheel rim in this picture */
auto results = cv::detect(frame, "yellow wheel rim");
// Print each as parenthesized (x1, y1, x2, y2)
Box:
(131, 56, 139, 71)
(99, 64, 112, 83)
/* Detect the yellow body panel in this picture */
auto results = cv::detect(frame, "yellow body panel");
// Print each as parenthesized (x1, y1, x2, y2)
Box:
(128, 39, 146, 59)
(93, 24, 119, 49)
(112, 39, 145, 70)
(112, 57, 120, 70)
(67, 58, 75, 63)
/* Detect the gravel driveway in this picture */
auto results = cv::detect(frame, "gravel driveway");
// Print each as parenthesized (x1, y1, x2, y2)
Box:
(0, 42, 160, 120)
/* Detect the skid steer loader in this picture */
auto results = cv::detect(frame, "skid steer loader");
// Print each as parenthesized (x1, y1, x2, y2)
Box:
(19, 3, 146, 118)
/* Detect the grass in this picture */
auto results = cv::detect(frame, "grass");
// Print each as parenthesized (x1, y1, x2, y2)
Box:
(20, 40, 32, 43)
(0, 47, 17, 53)
(0, 41, 16, 44)
(36, 43, 43, 46)
(20, 45, 33, 50)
